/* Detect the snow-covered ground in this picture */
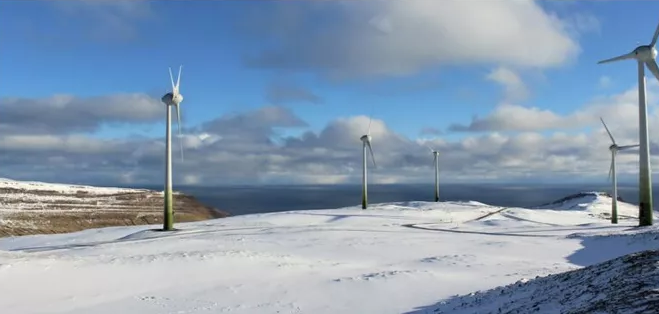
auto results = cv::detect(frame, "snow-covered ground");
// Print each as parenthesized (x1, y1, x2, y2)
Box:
(0, 192, 657, 313)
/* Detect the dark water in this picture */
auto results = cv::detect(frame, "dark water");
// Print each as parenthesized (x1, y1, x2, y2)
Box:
(129, 183, 654, 216)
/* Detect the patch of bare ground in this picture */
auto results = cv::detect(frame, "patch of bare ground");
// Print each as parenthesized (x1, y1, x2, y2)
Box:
(0, 187, 229, 237)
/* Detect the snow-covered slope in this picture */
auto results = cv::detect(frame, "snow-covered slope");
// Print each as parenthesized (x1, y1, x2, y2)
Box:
(0, 177, 228, 236)
(1, 194, 657, 314)
(534, 191, 642, 218)
(429, 242, 659, 313)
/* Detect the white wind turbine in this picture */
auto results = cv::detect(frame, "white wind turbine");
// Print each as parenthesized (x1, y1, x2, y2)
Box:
(160, 65, 185, 231)
(597, 19, 659, 226)
(427, 146, 440, 202)
(601, 117, 639, 224)
(360, 117, 377, 209)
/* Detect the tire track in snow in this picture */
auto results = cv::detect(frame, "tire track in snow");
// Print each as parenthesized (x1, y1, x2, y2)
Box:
(465, 207, 510, 222)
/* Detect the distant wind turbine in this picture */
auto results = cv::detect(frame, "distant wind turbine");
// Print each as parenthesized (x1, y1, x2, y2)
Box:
(360, 117, 377, 209)
(427, 146, 440, 202)
(601, 117, 639, 224)
(597, 19, 659, 226)
(160, 65, 185, 231)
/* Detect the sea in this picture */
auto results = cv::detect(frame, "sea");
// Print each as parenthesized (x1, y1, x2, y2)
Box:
(129, 183, 653, 216)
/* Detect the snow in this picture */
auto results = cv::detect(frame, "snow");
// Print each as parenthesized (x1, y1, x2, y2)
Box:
(0, 177, 149, 195)
(0, 191, 658, 313)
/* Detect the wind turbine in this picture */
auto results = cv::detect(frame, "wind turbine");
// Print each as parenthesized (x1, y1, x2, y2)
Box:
(360, 117, 377, 209)
(160, 65, 185, 231)
(427, 146, 440, 202)
(597, 20, 659, 226)
(601, 117, 639, 224)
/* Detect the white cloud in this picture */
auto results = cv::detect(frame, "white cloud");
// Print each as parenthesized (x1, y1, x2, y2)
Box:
(486, 66, 530, 102)
(242, 0, 584, 78)
(3, 85, 659, 186)
(450, 86, 658, 135)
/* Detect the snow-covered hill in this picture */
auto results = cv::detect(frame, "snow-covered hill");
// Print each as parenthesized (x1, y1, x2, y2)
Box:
(0, 178, 228, 236)
(534, 191, 640, 218)
(1, 192, 657, 314)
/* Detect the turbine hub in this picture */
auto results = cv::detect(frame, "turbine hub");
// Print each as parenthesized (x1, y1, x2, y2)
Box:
(162, 92, 184, 106)
(635, 45, 655, 61)
(360, 134, 372, 142)
(609, 144, 618, 151)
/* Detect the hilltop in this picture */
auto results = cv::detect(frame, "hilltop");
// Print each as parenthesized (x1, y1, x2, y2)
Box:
(0, 178, 229, 237)
(1, 192, 658, 313)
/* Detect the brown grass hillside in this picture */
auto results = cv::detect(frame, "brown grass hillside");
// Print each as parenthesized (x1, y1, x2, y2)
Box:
(0, 179, 229, 237)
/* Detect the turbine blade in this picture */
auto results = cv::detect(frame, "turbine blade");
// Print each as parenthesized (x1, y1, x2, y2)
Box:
(367, 141, 376, 168)
(619, 144, 640, 150)
(426, 145, 434, 153)
(366, 116, 373, 135)
(608, 156, 614, 182)
(651, 19, 659, 46)
(645, 59, 659, 82)
(175, 104, 184, 161)
(600, 117, 616, 144)
(176, 65, 182, 90)
(168, 67, 176, 94)
(597, 52, 635, 64)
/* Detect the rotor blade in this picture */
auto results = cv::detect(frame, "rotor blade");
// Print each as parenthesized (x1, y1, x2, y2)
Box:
(645, 60, 659, 82)
(426, 145, 434, 153)
(651, 19, 659, 46)
(168, 67, 176, 93)
(175, 104, 184, 161)
(600, 117, 616, 144)
(597, 52, 635, 64)
(608, 156, 614, 182)
(176, 65, 182, 90)
(366, 141, 376, 168)
(619, 144, 640, 150)
(366, 116, 373, 136)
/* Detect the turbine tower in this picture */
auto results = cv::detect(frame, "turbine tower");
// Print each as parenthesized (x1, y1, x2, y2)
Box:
(428, 146, 440, 202)
(601, 118, 639, 224)
(160, 66, 185, 231)
(360, 118, 377, 209)
(597, 20, 659, 226)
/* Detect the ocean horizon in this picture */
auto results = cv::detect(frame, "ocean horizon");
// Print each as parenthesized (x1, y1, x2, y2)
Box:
(122, 183, 653, 216)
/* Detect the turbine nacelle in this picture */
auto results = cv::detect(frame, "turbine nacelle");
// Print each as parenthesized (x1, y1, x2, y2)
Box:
(360, 134, 372, 143)
(609, 144, 619, 152)
(161, 92, 184, 106)
(633, 45, 658, 62)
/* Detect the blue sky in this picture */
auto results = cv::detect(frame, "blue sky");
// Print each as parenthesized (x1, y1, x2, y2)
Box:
(2, 0, 659, 186)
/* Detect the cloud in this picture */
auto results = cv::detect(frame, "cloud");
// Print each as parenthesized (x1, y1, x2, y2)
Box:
(241, 0, 583, 78)
(266, 81, 323, 105)
(4, 85, 659, 186)
(449, 86, 658, 134)
(486, 66, 529, 102)
(420, 127, 443, 136)
(46, 0, 154, 43)
(0, 94, 164, 135)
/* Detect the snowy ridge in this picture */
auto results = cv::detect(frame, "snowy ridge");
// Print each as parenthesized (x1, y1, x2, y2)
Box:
(0, 177, 150, 194)
(534, 191, 642, 218)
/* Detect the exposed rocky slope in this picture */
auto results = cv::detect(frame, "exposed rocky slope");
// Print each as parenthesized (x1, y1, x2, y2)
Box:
(0, 178, 229, 237)
(431, 248, 659, 314)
